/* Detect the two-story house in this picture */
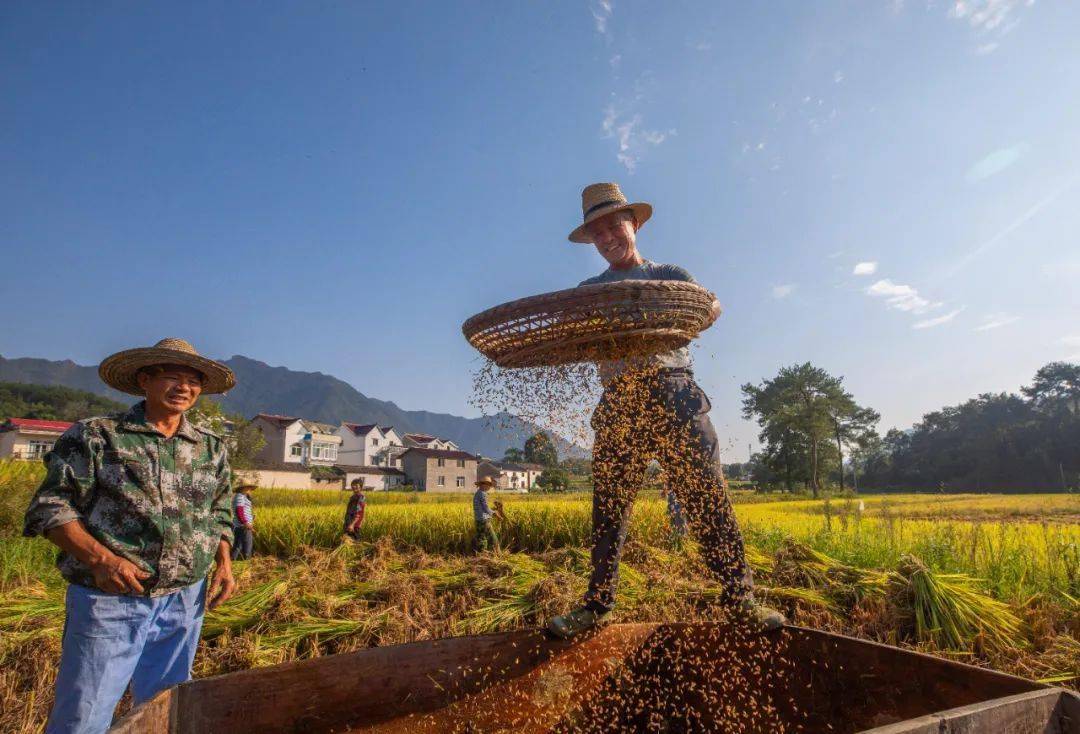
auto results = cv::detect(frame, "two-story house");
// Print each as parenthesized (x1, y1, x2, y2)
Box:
(400, 447, 477, 492)
(476, 460, 543, 490)
(0, 418, 73, 460)
(336, 423, 406, 468)
(252, 414, 343, 467)
(402, 433, 460, 451)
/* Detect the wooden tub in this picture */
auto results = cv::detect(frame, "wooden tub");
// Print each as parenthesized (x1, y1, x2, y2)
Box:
(111, 623, 1079, 733)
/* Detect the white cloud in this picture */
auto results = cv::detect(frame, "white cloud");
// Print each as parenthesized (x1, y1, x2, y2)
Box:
(609, 54, 621, 68)
(591, 0, 614, 35)
(975, 41, 1000, 54)
(853, 261, 878, 276)
(965, 142, 1030, 183)
(974, 313, 1020, 332)
(949, 0, 1034, 33)
(601, 106, 676, 173)
(689, 41, 712, 52)
(833, 70, 845, 84)
(772, 284, 795, 299)
(913, 308, 965, 330)
(866, 279, 941, 314)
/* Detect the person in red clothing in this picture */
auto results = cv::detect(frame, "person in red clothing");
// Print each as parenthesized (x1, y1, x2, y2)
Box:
(343, 480, 367, 540)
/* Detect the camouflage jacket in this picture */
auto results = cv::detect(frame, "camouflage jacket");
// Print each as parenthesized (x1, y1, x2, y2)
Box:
(23, 401, 234, 596)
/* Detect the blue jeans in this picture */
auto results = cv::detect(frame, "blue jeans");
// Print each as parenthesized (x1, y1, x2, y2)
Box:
(46, 580, 206, 734)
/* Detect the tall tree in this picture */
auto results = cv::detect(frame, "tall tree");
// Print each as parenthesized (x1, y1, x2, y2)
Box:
(502, 447, 526, 463)
(523, 432, 558, 467)
(742, 363, 876, 497)
(1022, 362, 1080, 415)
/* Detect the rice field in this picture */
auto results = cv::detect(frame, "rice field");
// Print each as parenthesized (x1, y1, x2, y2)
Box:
(0, 460, 1077, 732)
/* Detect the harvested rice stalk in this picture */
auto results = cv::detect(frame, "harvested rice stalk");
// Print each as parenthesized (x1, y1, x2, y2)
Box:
(890, 555, 1025, 651)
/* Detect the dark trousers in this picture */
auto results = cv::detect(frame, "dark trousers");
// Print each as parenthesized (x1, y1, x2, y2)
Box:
(585, 368, 753, 610)
(474, 520, 499, 552)
(231, 526, 254, 560)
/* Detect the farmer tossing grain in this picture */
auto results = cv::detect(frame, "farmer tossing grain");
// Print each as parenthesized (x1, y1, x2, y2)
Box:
(547, 183, 785, 639)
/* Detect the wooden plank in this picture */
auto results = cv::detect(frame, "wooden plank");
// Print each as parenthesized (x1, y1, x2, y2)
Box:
(860, 689, 1071, 733)
(109, 690, 175, 733)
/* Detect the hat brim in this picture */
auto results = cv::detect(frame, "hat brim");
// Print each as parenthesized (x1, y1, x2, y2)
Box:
(475, 479, 496, 488)
(568, 202, 652, 244)
(99, 347, 236, 396)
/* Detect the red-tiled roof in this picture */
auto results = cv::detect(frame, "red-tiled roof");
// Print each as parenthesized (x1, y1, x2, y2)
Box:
(2, 418, 73, 434)
(342, 422, 377, 436)
(404, 432, 436, 442)
(401, 447, 478, 461)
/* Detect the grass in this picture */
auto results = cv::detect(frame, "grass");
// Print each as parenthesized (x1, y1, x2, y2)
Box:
(0, 459, 1077, 732)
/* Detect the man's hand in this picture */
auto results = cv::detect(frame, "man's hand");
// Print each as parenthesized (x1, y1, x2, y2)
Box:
(709, 297, 722, 321)
(90, 553, 152, 594)
(208, 540, 236, 609)
(46, 521, 152, 594)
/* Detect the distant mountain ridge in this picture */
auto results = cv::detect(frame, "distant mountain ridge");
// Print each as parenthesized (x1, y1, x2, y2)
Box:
(0, 353, 580, 459)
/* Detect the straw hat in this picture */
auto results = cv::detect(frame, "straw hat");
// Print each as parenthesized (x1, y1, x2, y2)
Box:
(568, 182, 652, 244)
(98, 338, 236, 396)
(475, 476, 497, 489)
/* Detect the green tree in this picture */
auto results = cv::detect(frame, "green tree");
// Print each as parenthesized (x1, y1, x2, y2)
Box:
(742, 363, 876, 497)
(1022, 362, 1080, 415)
(535, 467, 570, 492)
(523, 432, 558, 467)
(502, 446, 526, 463)
(0, 382, 126, 422)
(188, 398, 265, 471)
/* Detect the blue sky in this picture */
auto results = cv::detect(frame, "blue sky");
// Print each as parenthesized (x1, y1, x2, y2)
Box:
(2, 2, 1078, 459)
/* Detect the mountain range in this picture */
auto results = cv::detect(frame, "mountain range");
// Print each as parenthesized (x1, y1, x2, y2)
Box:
(0, 353, 579, 459)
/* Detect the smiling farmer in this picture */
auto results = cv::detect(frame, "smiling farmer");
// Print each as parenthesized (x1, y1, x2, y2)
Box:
(547, 183, 785, 640)
(23, 338, 238, 734)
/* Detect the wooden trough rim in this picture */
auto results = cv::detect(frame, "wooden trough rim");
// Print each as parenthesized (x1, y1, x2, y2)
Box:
(111, 623, 1074, 734)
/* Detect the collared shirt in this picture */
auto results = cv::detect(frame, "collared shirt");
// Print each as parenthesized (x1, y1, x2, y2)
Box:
(579, 260, 696, 383)
(473, 489, 492, 524)
(233, 493, 254, 527)
(23, 401, 234, 596)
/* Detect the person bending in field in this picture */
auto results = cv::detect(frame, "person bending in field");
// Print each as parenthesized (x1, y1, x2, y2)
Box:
(547, 183, 784, 640)
(23, 338, 238, 734)
(343, 480, 367, 540)
(231, 481, 257, 560)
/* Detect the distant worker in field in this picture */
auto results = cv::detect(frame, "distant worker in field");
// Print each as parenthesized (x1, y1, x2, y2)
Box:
(22, 338, 238, 734)
(663, 486, 689, 542)
(343, 480, 367, 540)
(548, 184, 784, 640)
(231, 481, 257, 560)
(473, 476, 500, 552)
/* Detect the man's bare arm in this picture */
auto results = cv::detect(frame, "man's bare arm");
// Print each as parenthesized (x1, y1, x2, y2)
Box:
(46, 520, 151, 594)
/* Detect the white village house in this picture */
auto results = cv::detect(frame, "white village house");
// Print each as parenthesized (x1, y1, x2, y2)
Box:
(336, 423, 407, 468)
(252, 414, 343, 467)
(245, 412, 464, 491)
(477, 459, 543, 490)
(0, 418, 73, 461)
(402, 433, 460, 451)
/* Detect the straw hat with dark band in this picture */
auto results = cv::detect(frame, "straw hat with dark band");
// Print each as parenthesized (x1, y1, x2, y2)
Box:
(98, 337, 236, 396)
(568, 182, 652, 244)
(475, 476, 497, 489)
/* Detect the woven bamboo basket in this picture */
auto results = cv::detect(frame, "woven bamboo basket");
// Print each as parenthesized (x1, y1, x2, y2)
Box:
(462, 280, 719, 368)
